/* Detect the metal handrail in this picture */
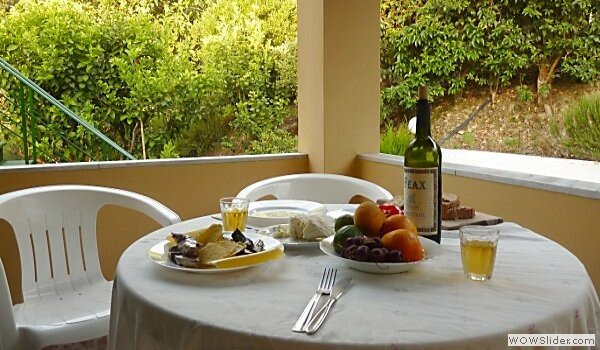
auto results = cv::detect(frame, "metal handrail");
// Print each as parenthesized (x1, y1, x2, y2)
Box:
(1, 95, 97, 161)
(0, 57, 136, 161)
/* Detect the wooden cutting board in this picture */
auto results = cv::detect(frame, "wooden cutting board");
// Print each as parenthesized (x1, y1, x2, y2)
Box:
(442, 211, 503, 230)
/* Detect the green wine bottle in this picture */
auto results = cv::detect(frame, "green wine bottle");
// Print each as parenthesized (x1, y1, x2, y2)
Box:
(403, 86, 442, 243)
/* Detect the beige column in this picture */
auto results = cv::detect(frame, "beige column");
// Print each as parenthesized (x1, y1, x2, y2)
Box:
(297, 0, 380, 174)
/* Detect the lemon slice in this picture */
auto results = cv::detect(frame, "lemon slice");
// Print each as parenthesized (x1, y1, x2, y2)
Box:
(209, 246, 285, 269)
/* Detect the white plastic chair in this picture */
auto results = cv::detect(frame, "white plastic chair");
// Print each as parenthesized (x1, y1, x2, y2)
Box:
(0, 185, 181, 350)
(237, 173, 393, 204)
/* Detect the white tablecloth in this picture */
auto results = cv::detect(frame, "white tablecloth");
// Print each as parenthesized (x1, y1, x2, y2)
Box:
(108, 218, 600, 349)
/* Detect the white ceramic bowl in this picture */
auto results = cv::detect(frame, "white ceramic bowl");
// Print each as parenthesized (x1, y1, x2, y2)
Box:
(319, 235, 442, 274)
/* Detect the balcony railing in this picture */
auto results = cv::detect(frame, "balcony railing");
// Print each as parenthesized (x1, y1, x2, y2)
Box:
(0, 58, 135, 164)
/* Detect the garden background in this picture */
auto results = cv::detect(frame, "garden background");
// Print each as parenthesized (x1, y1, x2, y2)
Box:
(1, 0, 598, 161)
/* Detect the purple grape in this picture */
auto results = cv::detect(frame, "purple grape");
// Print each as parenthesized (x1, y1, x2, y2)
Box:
(386, 249, 402, 263)
(368, 248, 388, 262)
(344, 237, 356, 247)
(342, 245, 359, 259)
(346, 236, 364, 247)
(352, 245, 370, 261)
(364, 237, 383, 249)
(373, 237, 382, 244)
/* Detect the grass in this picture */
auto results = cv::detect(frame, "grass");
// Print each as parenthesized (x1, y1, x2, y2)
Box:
(562, 92, 600, 161)
(380, 124, 414, 156)
(431, 82, 599, 160)
(548, 120, 560, 138)
(503, 137, 520, 149)
(462, 132, 476, 146)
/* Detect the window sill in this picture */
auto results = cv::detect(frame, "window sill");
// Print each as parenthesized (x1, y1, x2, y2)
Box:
(0, 153, 308, 173)
(359, 150, 600, 200)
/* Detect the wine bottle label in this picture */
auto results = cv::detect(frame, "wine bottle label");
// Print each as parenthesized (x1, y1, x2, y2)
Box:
(403, 167, 438, 235)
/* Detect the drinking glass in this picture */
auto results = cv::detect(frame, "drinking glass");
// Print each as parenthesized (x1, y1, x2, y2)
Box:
(459, 226, 499, 281)
(220, 197, 249, 231)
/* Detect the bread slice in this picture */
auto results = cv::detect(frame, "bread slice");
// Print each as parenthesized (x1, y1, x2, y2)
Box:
(442, 193, 460, 208)
(197, 240, 245, 263)
(457, 206, 475, 219)
(442, 204, 458, 220)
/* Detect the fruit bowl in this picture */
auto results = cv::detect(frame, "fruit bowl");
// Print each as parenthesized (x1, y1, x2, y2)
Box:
(319, 236, 443, 274)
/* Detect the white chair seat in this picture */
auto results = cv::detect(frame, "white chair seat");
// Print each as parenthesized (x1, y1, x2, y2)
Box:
(14, 281, 112, 325)
(15, 282, 111, 348)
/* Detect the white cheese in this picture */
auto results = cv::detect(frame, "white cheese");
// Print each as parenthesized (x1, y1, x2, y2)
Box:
(289, 215, 306, 239)
(288, 214, 334, 241)
(272, 225, 290, 238)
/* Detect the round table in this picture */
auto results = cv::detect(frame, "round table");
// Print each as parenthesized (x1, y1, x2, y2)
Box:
(108, 216, 600, 349)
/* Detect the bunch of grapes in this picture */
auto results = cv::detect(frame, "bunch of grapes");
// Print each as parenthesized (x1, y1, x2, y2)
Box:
(341, 236, 403, 263)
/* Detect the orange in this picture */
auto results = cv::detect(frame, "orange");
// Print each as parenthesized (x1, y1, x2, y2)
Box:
(353, 202, 385, 237)
(381, 229, 424, 262)
(380, 214, 417, 236)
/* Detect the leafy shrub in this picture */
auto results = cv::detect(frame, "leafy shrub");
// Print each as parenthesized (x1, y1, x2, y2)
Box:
(380, 0, 599, 121)
(502, 0, 598, 97)
(188, 0, 297, 152)
(381, 0, 468, 120)
(562, 93, 600, 160)
(0, 0, 17, 12)
(516, 85, 534, 103)
(0, 0, 219, 160)
(380, 124, 413, 156)
(0, 0, 297, 161)
(248, 129, 297, 155)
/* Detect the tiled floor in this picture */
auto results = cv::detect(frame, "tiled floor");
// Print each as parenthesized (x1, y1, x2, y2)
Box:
(42, 336, 107, 350)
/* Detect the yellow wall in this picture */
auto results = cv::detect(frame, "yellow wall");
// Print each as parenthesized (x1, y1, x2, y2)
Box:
(0, 156, 308, 303)
(355, 158, 600, 291)
(297, 0, 380, 173)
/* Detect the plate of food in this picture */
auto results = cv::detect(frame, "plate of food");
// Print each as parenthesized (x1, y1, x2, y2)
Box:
(320, 234, 442, 274)
(257, 214, 335, 249)
(247, 200, 327, 227)
(148, 224, 285, 274)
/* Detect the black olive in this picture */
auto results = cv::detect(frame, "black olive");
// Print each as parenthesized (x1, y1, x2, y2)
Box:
(171, 233, 187, 243)
(255, 240, 265, 252)
(231, 229, 247, 243)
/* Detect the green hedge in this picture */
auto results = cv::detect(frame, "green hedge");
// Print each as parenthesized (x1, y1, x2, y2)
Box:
(0, 0, 216, 159)
(381, 0, 599, 121)
(0, 0, 297, 160)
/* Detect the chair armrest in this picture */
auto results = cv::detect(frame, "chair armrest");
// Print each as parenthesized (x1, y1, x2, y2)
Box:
(98, 188, 181, 227)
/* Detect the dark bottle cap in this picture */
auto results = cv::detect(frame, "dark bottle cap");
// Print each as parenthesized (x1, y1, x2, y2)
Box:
(418, 86, 428, 100)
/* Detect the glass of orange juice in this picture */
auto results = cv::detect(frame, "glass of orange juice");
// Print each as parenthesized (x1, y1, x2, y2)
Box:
(459, 226, 499, 281)
(220, 197, 249, 231)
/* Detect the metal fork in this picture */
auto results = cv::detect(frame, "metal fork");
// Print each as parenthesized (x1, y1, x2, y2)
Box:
(292, 268, 337, 333)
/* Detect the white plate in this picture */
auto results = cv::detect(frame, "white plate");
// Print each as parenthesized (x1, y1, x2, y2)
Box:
(319, 235, 442, 274)
(257, 224, 323, 249)
(147, 232, 283, 274)
(247, 200, 327, 227)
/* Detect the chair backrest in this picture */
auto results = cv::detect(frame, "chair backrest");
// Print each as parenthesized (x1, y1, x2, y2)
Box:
(237, 173, 393, 204)
(0, 185, 180, 305)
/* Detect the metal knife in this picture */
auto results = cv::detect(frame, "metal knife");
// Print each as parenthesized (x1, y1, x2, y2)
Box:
(305, 277, 352, 335)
